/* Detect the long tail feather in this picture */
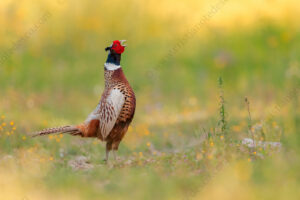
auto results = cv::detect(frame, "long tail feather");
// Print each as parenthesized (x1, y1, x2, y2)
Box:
(31, 125, 80, 137)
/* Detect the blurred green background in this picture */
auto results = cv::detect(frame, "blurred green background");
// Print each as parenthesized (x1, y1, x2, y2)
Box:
(0, 0, 300, 199)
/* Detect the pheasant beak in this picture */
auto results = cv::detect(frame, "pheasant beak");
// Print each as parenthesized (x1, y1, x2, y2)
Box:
(120, 40, 127, 47)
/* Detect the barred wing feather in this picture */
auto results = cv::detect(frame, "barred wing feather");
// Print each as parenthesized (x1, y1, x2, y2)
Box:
(98, 88, 125, 139)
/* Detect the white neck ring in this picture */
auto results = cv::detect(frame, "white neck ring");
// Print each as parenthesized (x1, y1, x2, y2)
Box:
(104, 63, 121, 71)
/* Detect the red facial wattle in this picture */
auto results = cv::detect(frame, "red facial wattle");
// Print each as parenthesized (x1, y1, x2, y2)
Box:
(111, 40, 125, 54)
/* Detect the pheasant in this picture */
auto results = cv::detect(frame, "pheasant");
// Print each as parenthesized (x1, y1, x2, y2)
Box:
(32, 40, 136, 161)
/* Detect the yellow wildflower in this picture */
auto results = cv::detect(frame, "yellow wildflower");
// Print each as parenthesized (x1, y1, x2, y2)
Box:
(56, 138, 60, 142)
(1, 115, 5, 119)
(12, 127, 16, 130)
(93, 140, 98, 145)
(49, 135, 53, 140)
(210, 142, 214, 147)
(2, 122, 6, 127)
(10, 121, 14, 126)
(22, 136, 27, 140)
(248, 158, 251, 162)
(253, 151, 257, 155)
(196, 152, 202, 160)
(144, 129, 150, 136)
(139, 152, 143, 157)
(220, 135, 224, 140)
(49, 156, 54, 161)
(232, 125, 241, 132)
(59, 133, 63, 138)
(146, 142, 151, 147)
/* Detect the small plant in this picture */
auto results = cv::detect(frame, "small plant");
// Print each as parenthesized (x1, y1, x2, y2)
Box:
(0, 115, 16, 137)
(245, 97, 255, 150)
(218, 77, 227, 138)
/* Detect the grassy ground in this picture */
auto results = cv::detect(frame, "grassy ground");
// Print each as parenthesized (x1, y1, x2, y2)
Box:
(0, 0, 300, 199)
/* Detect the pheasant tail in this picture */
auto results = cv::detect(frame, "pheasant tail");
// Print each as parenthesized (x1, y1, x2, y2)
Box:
(31, 125, 81, 137)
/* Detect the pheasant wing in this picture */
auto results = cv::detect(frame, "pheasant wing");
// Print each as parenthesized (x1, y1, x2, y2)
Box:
(98, 88, 125, 139)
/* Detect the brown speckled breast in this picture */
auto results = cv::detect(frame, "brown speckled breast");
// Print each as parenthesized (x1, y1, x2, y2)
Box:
(101, 68, 136, 141)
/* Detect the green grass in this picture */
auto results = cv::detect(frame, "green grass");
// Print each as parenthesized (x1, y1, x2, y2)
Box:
(0, 7, 300, 200)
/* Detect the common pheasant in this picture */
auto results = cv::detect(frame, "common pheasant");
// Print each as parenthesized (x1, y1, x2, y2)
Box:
(32, 40, 136, 161)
